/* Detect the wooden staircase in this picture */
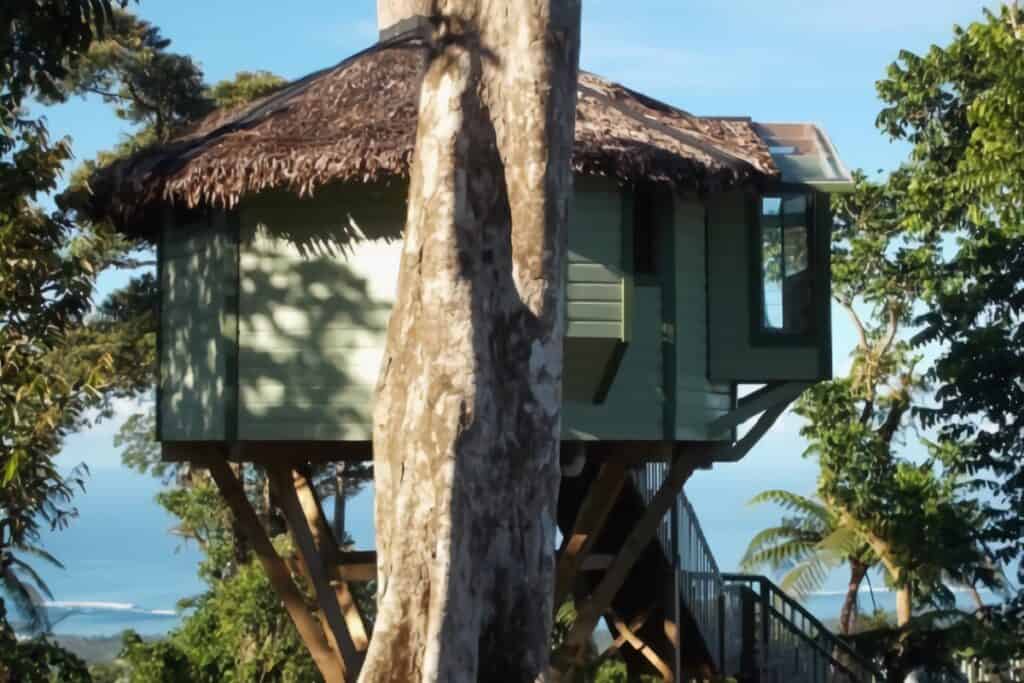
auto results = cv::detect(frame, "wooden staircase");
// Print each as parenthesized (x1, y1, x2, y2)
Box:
(557, 459, 882, 683)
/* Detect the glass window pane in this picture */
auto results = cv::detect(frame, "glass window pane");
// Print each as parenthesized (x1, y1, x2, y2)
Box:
(782, 194, 807, 216)
(761, 224, 784, 330)
(783, 225, 808, 276)
(759, 193, 814, 336)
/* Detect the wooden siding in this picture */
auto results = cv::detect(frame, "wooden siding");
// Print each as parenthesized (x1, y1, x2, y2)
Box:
(236, 187, 403, 441)
(567, 176, 625, 339)
(706, 191, 825, 382)
(161, 182, 823, 444)
(563, 286, 663, 440)
(673, 198, 735, 441)
(223, 179, 629, 440)
(159, 214, 233, 440)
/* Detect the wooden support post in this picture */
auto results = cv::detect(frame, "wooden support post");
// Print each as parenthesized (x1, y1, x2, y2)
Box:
(560, 451, 698, 658)
(207, 458, 346, 683)
(554, 461, 627, 607)
(611, 612, 674, 682)
(269, 466, 363, 678)
(280, 466, 370, 653)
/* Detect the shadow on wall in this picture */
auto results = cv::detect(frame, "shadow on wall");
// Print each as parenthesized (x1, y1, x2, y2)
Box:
(235, 183, 406, 441)
(161, 217, 234, 440)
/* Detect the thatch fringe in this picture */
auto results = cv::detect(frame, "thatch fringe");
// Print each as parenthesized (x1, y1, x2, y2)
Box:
(82, 36, 777, 231)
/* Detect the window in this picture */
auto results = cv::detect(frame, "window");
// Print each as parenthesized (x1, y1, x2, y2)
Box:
(633, 184, 658, 277)
(758, 193, 813, 336)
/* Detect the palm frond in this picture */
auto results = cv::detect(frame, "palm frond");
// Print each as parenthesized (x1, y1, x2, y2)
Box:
(742, 538, 819, 573)
(13, 544, 64, 570)
(818, 526, 870, 560)
(780, 555, 835, 599)
(1, 565, 50, 634)
(748, 490, 832, 523)
(9, 556, 56, 600)
(740, 526, 806, 570)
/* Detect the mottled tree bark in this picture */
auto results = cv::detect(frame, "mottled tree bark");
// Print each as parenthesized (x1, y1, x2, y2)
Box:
(838, 559, 868, 635)
(362, 2, 581, 682)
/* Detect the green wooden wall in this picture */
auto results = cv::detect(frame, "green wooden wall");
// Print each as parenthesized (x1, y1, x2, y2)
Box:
(158, 213, 233, 440)
(157, 178, 836, 444)
(561, 285, 663, 439)
(236, 185, 405, 441)
(672, 198, 734, 441)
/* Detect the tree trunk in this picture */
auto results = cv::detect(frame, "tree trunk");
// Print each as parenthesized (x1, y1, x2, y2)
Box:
(895, 584, 912, 627)
(362, 2, 581, 682)
(334, 461, 347, 545)
(839, 560, 868, 635)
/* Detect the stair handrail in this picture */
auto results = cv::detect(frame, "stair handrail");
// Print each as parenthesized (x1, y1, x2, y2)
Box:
(722, 573, 883, 682)
(631, 464, 726, 671)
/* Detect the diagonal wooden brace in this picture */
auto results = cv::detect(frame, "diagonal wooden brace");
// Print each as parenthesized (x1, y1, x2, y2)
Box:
(561, 451, 698, 658)
(269, 466, 366, 679)
(611, 611, 674, 681)
(554, 461, 627, 607)
(281, 467, 370, 652)
(207, 458, 346, 683)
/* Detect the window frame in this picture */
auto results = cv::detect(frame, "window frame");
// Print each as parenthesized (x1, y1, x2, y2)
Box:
(749, 187, 820, 347)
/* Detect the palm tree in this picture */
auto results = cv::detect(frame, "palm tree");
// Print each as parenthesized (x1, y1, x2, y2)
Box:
(0, 541, 62, 634)
(740, 489, 874, 635)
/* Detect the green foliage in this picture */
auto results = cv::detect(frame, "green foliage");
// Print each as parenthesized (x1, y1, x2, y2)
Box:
(1, 0, 136, 647)
(797, 379, 994, 608)
(113, 562, 321, 683)
(875, 3, 1024, 642)
(206, 71, 286, 109)
(54, 10, 210, 142)
(740, 490, 867, 599)
(0, 598, 92, 682)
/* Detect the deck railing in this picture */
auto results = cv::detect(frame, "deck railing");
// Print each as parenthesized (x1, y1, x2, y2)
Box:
(958, 658, 1024, 682)
(630, 463, 881, 682)
(722, 574, 882, 683)
(628, 464, 1019, 683)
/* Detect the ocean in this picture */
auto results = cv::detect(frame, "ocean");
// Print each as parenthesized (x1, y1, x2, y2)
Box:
(11, 458, 998, 639)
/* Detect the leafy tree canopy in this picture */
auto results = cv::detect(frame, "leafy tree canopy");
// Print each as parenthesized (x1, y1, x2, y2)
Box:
(875, 3, 1024, 638)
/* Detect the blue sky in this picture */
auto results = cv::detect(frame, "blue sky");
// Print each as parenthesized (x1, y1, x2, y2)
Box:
(43, 0, 996, 597)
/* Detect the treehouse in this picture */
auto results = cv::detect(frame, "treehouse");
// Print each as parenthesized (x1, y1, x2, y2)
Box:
(84, 30, 863, 683)
(91, 62, 849, 461)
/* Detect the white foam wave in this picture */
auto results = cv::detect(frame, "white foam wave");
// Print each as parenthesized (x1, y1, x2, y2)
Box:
(805, 586, 995, 598)
(42, 601, 177, 616)
(44, 601, 137, 611)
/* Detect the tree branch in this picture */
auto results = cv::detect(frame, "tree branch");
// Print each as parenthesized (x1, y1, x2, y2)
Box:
(877, 305, 900, 358)
(82, 86, 131, 101)
(838, 299, 869, 352)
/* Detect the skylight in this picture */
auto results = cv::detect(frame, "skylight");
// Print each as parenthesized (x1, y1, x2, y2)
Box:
(753, 123, 854, 192)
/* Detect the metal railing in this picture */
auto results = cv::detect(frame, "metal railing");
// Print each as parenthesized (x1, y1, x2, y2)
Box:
(722, 574, 882, 683)
(631, 463, 725, 671)
(630, 463, 882, 682)
(628, 465, 1019, 683)
(958, 658, 1024, 682)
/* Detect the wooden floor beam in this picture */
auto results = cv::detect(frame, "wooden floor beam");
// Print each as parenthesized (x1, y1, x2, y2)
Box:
(554, 461, 627, 607)
(337, 550, 377, 582)
(207, 458, 346, 683)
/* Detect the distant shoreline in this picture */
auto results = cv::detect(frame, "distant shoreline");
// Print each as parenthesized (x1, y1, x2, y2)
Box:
(48, 633, 163, 665)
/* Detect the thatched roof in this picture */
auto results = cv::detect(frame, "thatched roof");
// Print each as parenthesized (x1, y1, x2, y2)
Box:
(83, 35, 778, 230)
